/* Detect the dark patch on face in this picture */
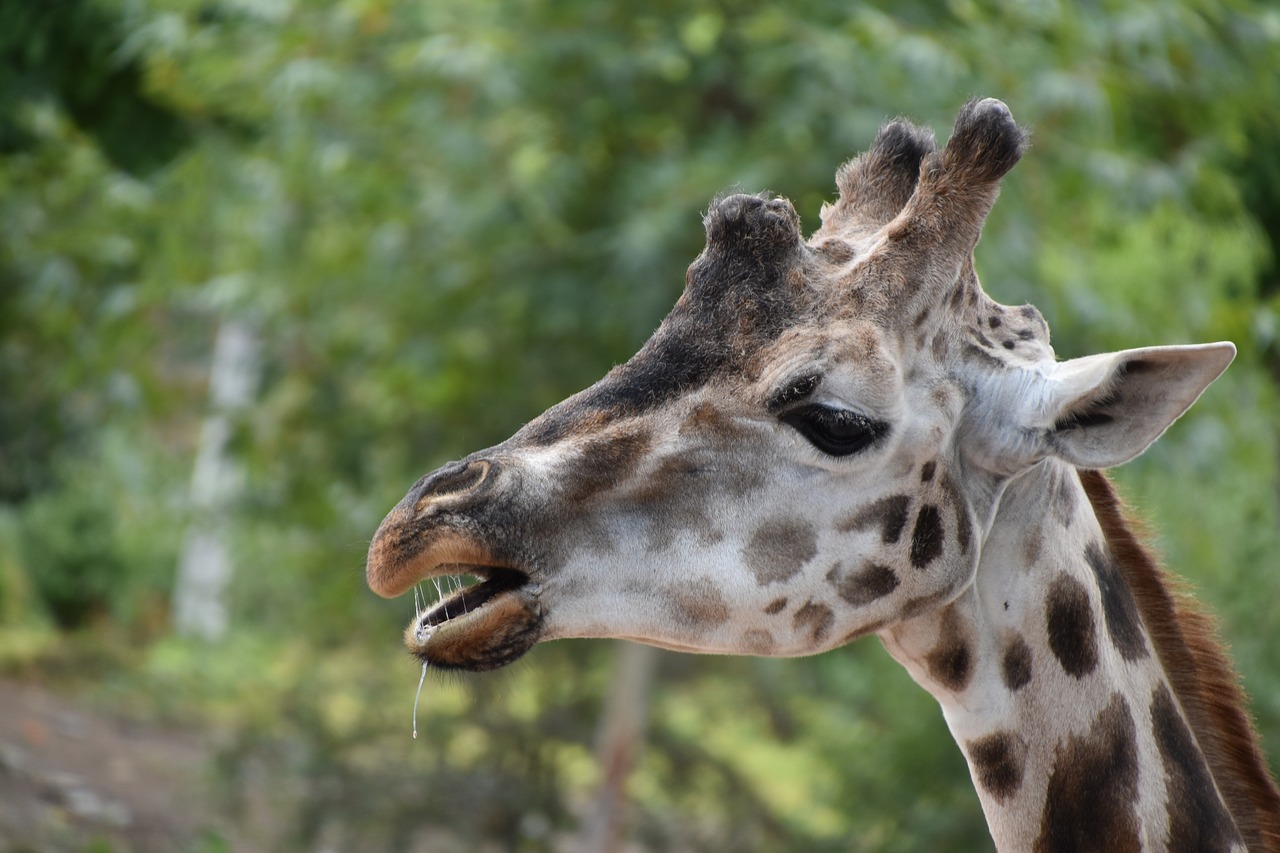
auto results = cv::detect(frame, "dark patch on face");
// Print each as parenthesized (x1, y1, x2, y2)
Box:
(623, 453, 724, 553)
(763, 597, 788, 615)
(910, 504, 945, 569)
(681, 402, 746, 443)
(1084, 542, 1149, 661)
(939, 475, 973, 556)
(838, 495, 911, 545)
(1001, 635, 1033, 691)
(1045, 574, 1098, 679)
(925, 605, 972, 692)
(920, 461, 936, 482)
(668, 577, 731, 628)
(967, 731, 1026, 802)
(517, 331, 723, 448)
(742, 517, 818, 585)
(1151, 684, 1243, 848)
(1002, 339, 1016, 350)
(741, 629, 776, 654)
(987, 315, 1002, 329)
(793, 601, 835, 645)
(1017, 328, 1036, 341)
(557, 427, 655, 503)
(1035, 693, 1141, 853)
(834, 562, 900, 607)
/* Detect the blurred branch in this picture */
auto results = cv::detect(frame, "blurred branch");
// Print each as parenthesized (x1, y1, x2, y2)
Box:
(579, 640, 659, 853)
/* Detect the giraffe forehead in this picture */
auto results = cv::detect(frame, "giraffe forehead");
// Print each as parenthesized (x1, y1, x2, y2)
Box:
(753, 319, 908, 413)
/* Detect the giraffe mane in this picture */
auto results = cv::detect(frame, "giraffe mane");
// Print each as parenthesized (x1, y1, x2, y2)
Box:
(1079, 468, 1280, 851)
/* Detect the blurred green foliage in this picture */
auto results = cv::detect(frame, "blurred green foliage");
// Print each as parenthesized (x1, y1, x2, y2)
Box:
(1, 0, 1278, 850)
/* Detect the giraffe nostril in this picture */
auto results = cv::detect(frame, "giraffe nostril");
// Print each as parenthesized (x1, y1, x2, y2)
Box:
(414, 459, 492, 511)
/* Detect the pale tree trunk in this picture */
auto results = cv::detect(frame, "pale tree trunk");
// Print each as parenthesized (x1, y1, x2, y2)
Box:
(172, 318, 261, 641)
(578, 641, 660, 853)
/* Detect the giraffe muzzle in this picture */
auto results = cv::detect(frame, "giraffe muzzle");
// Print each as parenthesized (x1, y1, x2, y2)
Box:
(367, 458, 545, 671)
(401, 563, 541, 671)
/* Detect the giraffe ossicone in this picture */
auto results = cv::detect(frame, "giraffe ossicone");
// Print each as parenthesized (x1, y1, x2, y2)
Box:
(367, 99, 1280, 851)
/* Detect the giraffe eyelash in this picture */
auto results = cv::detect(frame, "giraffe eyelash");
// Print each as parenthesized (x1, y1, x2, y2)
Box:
(765, 373, 822, 413)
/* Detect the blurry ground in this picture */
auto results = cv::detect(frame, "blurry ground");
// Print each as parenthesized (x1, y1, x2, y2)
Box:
(0, 678, 221, 852)
(0, 676, 601, 853)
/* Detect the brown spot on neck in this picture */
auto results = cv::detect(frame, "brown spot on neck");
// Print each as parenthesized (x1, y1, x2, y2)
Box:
(925, 604, 973, 692)
(1079, 470, 1280, 850)
(1151, 683, 1243, 848)
(1035, 693, 1141, 852)
(1001, 634, 1032, 691)
(1083, 540, 1148, 661)
(967, 730, 1027, 803)
(1044, 573, 1098, 678)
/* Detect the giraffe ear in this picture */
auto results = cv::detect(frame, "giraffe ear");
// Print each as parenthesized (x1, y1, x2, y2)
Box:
(1039, 342, 1235, 469)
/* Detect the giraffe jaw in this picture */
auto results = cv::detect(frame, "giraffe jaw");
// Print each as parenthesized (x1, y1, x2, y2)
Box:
(400, 565, 542, 671)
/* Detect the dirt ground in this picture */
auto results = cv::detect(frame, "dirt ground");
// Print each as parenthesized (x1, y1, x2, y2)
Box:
(0, 676, 635, 853)
(0, 678, 224, 852)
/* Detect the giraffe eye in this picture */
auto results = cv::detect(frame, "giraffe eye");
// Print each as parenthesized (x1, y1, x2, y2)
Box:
(781, 404, 889, 457)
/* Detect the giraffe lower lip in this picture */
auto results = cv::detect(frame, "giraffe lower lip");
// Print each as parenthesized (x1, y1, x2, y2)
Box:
(403, 567, 542, 671)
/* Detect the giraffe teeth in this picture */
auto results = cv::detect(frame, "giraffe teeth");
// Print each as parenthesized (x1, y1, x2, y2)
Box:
(414, 566, 528, 630)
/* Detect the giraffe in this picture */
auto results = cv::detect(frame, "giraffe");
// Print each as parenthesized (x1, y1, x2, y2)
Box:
(366, 99, 1280, 851)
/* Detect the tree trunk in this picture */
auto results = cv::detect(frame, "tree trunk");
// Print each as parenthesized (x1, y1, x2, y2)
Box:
(578, 640, 659, 853)
(172, 318, 260, 640)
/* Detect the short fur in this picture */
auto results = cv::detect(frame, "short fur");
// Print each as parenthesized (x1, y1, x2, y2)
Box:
(1080, 469, 1280, 851)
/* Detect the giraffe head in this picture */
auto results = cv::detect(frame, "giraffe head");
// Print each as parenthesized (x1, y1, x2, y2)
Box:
(366, 99, 1233, 671)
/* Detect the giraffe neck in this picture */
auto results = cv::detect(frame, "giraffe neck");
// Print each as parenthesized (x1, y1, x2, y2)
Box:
(878, 460, 1255, 852)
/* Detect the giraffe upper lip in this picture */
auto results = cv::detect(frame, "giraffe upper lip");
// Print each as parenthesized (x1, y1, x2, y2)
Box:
(414, 566, 529, 629)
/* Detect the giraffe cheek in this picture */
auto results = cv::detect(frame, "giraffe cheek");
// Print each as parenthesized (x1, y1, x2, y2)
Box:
(878, 534, 980, 625)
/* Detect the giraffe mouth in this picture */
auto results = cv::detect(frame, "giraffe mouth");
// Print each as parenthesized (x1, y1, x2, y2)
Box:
(402, 565, 543, 671)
